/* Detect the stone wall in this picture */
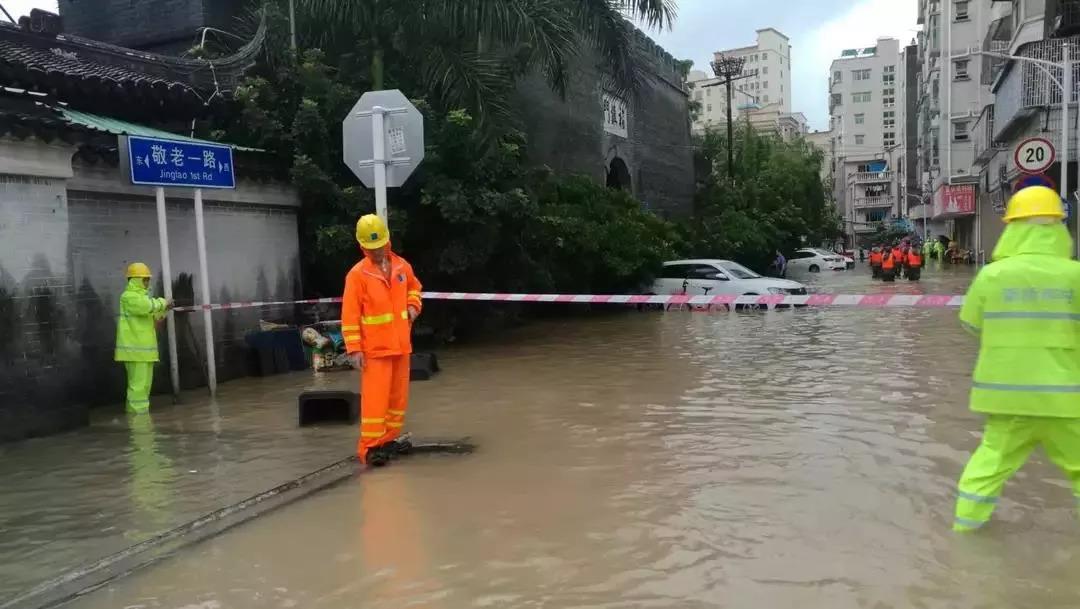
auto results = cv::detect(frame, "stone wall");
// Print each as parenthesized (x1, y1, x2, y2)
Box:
(514, 31, 694, 218)
(0, 136, 301, 442)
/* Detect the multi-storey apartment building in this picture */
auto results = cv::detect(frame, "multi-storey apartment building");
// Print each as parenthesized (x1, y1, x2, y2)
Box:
(687, 29, 794, 134)
(914, 0, 995, 255)
(970, 0, 1080, 256)
(828, 38, 905, 242)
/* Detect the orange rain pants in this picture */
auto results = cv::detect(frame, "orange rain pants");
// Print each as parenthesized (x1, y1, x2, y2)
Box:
(359, 355, 412, 460)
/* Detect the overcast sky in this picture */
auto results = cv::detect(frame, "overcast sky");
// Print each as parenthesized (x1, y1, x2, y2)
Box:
(5, 0, 918, 131)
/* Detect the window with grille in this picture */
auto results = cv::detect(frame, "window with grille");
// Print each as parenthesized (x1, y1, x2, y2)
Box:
(855, 135, 865, 145)
(833, 70, 842, 82)
(884, 132, 896, 147)
(853, 92, 872, 103)
(954, 59, 970, 80)
(883, 74, 895, 85)
(955, 1, 969, 21)
(954, 121, 970, 141)
(855, 113, 865, 124)
(853, 69, 872, 81)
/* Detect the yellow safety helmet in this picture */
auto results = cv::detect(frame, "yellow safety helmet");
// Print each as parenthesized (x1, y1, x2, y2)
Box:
(355, 214, 390, 250)
(1004, 186, 1065, 223)
(126, 262, 153, 279)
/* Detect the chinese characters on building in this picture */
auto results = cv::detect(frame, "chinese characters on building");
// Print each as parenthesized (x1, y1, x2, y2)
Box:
(602, 92, 628, 139)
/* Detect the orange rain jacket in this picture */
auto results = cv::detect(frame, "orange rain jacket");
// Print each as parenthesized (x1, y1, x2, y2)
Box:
(869, 250, 883, 266)
(341, 252, 423, 357)
(907, 251, 923, 268)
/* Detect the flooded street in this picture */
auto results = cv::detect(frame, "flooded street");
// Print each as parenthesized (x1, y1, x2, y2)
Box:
(8, 264, 1080, 608)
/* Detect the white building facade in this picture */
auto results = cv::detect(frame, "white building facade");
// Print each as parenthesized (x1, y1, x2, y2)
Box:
(969, 0, 1080, 258)
(913, 0, 996, 255)
(687, 28, 794, 134)
(827, 38, 905, 242)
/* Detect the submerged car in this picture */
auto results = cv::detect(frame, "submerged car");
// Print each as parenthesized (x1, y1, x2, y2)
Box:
(650, 259, 808, 296)
(788, 248, 848, 273)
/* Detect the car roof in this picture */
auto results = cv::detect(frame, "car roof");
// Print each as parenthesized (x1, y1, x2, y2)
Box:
(662, 259, 735, 266)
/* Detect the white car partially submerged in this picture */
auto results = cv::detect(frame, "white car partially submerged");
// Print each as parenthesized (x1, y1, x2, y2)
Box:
(787, 248, 848, 273)
(650, 259, 808, 296)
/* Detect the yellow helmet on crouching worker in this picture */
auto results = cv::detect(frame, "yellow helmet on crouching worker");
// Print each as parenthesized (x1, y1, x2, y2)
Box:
(1003, 186, 1065, 223)
(126, 262, 153, 279)
(355, 214, 390, 250)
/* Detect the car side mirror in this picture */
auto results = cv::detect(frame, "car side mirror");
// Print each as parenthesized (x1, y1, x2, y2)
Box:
(711, 273, 730, 281)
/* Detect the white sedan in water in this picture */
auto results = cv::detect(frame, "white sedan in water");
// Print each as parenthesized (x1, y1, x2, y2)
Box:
(787, 249, 848, 273)
(650, 259, 807, 296)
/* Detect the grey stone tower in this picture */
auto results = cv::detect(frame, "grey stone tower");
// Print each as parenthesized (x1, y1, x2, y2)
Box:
(57, 0, 245, 53)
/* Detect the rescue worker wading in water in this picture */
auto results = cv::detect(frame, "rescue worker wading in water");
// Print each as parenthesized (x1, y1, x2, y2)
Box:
(115, 262, 173, 413)
(953, 186, 1080, 532)
(342, 214, 423, 467)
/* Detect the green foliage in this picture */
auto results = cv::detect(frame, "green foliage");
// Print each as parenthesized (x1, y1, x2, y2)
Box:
(689, 125, 843, 271)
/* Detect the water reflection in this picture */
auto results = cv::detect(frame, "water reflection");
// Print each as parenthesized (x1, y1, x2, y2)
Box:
(125, 413, 176, 543)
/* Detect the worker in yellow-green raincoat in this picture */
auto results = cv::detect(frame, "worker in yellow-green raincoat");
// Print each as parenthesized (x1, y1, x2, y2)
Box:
(114, 263, 173, 413)
(954, 186, 1080, 532)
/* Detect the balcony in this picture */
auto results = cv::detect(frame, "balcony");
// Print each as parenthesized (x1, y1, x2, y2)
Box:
(853, 196, 893, 209)
(973, 104, 1002, 166)
(854, 223, 882, 234)
(993, 36, 1080, 141)
(1049, 0, 1080, 38)
(852, 171, 893, 183)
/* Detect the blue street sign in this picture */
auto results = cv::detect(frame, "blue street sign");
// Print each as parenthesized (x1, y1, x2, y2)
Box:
(128, 136, 235, 189)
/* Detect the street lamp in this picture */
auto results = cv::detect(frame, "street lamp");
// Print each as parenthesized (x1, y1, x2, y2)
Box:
(968, 41, 1079, 259)
(708, 54, 749, 181)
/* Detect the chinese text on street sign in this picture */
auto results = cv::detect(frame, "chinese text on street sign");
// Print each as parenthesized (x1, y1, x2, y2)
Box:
(129, 136, 236, 189)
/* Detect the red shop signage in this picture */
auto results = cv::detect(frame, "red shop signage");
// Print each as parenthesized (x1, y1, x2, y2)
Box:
(934, 183, 976, 217)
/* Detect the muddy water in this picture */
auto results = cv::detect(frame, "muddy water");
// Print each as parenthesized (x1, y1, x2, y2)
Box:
(32, 265, 1080, 607)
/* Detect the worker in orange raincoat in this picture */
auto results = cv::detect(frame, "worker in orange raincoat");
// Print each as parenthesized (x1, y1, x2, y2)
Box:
(906, 246, 923, 281)
(881, 248, 897, 282)
(341, 214, 423, 466)
(892, 244, 905, 278)
(869, 246, 883, 279)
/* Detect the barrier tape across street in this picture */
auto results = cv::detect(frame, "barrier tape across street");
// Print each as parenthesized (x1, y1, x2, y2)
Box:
(173, 292, 965, 313)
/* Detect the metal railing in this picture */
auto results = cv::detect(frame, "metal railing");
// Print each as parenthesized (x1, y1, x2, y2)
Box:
(1050, 0, 1080, 38)
(973, 104, 1001, 165)
(993, 37, 1080, 141)
(852, 171, 893, 183)
(853, 196, 892, 209)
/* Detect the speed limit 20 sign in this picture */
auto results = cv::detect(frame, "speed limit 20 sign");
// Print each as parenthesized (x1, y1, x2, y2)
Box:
(1015, 137, 1056, 174)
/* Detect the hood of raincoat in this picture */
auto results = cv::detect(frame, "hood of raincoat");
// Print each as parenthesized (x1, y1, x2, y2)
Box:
(991, 221, 1073, 261)
(126, 277, 149, 293)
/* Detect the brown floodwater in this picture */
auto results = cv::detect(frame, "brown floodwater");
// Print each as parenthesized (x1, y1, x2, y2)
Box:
(11, 263, 1080, 608)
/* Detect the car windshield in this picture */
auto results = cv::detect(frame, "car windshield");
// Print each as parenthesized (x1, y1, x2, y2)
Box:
(813, 249, 836, 256)
(719, 261, 761, 279)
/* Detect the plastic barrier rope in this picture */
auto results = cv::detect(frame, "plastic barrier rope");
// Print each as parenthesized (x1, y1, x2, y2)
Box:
(172, 293, 964, 313)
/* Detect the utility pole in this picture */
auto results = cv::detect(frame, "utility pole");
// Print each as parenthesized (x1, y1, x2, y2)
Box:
(289, 0, 297, 51)
(706, 54, 749, 182)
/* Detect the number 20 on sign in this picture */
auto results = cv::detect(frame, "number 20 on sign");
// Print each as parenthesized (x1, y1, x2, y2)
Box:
(1014, 137, 1055, 175)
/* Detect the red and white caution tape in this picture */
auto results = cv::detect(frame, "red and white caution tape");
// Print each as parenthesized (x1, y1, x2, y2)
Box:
(173, 292, 964, 313)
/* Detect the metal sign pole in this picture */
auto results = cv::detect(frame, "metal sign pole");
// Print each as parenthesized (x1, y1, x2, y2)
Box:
(1062, 42, 1071, 231)
(193, 188, 217, 395)
(155, 186, 181, 397)
(371, 106, 389, 226)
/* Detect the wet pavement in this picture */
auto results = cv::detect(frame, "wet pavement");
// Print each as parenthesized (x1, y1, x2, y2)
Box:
(8, 262, 1080, 608)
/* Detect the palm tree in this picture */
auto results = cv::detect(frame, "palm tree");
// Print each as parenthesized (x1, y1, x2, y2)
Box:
(298, 0, 676, 123)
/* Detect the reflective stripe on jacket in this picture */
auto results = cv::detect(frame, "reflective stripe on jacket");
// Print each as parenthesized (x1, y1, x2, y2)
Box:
(959, 222, 1080, 417)
(115, 278, 167, 362)
(341, 252, 423, 357)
